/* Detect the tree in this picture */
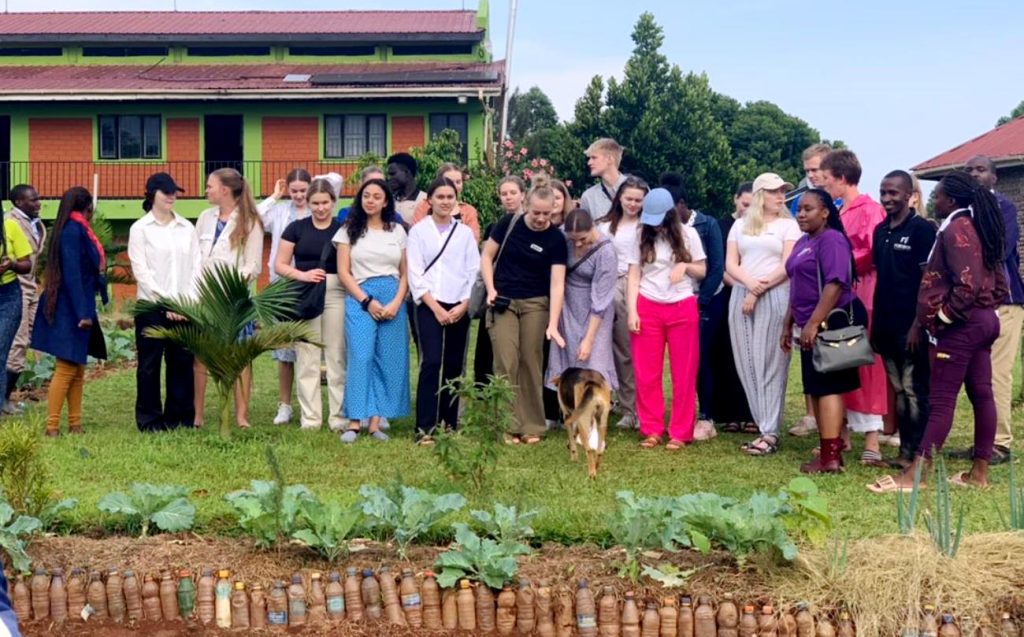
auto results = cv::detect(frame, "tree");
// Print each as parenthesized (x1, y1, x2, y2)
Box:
(725, 101, 820, 185)
(997, 99, 1024, 126)
(570, 75, 607, 146)
(506, 86, 559, 141)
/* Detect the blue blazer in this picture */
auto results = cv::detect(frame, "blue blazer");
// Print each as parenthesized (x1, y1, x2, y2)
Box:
(31, 222, 107, 365)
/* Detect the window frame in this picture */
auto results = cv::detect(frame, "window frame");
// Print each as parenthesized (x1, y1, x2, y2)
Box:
(428, 113, 470, 163)
(323, 114, 388, 159)
(97, 114, 163, 161)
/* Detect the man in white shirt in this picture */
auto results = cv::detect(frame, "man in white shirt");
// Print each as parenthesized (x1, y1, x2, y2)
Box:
(3, 184, 43, 413)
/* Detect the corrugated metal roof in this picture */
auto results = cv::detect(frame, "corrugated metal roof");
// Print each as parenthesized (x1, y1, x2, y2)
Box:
(0, 11, 478, 36)
(914, 117, 1024, 173)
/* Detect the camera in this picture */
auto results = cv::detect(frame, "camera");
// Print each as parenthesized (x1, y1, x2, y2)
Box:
(492, 296, 512, 314)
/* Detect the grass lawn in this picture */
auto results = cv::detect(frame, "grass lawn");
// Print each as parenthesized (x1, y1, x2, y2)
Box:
(32, 325, 1024, 544)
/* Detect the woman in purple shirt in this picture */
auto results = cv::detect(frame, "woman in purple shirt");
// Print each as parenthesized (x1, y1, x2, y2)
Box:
(781, 189, 865, 474)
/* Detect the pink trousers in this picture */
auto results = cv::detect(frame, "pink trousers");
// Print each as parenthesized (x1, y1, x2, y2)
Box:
(630, 295, 699, 442)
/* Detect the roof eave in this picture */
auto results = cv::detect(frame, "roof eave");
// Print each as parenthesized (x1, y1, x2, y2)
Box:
(0, 31, 485, 46)
(0, 86, 503, 102)
(913, 155, 1024, 180)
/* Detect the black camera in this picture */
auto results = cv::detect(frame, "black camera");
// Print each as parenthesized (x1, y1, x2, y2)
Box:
(492, 296, 512, 313)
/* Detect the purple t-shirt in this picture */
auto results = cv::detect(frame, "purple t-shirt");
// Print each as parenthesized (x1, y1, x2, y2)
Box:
(785, 228, 856, 326)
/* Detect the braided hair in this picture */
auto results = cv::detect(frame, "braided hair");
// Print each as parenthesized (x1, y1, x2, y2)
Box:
(801, 188, 857, 282)
(940, 172, 1005, 270)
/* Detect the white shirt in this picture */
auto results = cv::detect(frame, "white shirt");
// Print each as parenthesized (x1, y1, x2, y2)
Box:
(260, 198, 309, 283)
(597, 218, 640, 276)
(727, 215, 802, 280)
(394, 191, 427, 226)
(195, 207, 264, 283)
(333, 224, 407, 283)
(127, 211, 202, 302)
(627, 223, 706, 303)
(407, 218, 480, 305)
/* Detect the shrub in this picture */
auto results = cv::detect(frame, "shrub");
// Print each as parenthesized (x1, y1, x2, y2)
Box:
(358, 481, 466, 559)
(98, 483, 196, 537)
(0, 416, 76, 526)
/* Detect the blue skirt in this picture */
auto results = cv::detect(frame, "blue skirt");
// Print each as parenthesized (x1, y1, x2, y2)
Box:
(343, 276, 410, 420)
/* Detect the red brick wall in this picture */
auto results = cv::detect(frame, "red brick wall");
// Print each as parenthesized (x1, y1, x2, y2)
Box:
(166, 118, 201, 193)
(259, 116, 367, 197)
(391, 116, 425, 154)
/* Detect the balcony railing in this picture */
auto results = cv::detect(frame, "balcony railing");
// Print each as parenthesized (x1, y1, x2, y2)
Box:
(0, 160, 364, 200)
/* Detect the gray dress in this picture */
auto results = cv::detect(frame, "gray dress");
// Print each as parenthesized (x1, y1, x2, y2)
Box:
(546, 236, 619, 390)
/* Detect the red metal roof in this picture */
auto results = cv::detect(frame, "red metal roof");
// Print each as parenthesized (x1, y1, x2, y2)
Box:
(913, 116, 1024, 174)
(0, 11, 479, 36)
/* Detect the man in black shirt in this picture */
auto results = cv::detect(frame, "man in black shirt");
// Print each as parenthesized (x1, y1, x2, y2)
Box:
(871, 170, 936, 467)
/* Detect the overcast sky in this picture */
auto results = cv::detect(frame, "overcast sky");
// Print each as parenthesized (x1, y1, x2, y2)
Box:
(10, 0, 1024, 197)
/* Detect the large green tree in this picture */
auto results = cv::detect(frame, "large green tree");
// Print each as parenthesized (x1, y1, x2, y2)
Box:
(506, 86, 559, 141)
(997, 99, 1024, 126)
(725, 101, 820, 185)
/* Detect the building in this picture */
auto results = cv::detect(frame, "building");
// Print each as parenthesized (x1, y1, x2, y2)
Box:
(913, 116, 1024, 210)
(0, 2, 504, 225)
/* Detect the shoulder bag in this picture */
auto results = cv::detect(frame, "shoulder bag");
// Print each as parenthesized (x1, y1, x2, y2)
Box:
(811, 250, 874, 373)
(287, 232, 335, 321)
(468, 214, 521, 319)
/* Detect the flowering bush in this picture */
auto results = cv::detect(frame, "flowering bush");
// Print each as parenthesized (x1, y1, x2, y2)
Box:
(498, 140, 571, 189)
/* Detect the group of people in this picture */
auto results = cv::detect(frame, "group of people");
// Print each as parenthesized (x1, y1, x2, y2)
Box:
(4, 138, 1019, 491)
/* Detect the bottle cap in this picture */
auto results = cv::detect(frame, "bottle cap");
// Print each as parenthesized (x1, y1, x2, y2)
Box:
(625, 591, 635, 599)
(681, 596, 692, 605)
(424, 570, 434, 578)
(178, 569, 191, 578)
(925, 604, 936, 612)
(234, 581, 245, 590)
(646, 601, 658, 608)
(329, 571, 340, 581)
(362, 568, 374, 577)
(723, 592, 734, 600)
(578, 579, 588, 588)
(663, 597, 676, 606)
(202, 568, 213, 577)
(291, 574, 303, 584)
(602, 585, 615, 593)
(401, 568, 413, 577)
(218, 570, 230, 579)
(311, 572, 321, 580)
(459, 580, 471, 589)
(764, 605, 774, 614)
(744, 605, 755, 613)
(52, 568, 65, 576)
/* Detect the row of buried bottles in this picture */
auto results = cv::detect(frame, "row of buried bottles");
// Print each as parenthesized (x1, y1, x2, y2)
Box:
(8, 566, 1022, 636)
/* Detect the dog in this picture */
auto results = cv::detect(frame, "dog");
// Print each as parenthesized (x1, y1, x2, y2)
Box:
(551, 368, 611, 479)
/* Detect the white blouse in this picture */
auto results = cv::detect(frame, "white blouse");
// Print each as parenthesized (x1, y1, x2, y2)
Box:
(407, 218, 480, 305)
(194, 207, 264, 283)
(127, 211, 201, 301)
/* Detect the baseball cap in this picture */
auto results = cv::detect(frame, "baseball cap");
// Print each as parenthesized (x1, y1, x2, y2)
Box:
(752, 172, 794, 193)
(145, 172, 185, 195)
(640, 188, 675, 226)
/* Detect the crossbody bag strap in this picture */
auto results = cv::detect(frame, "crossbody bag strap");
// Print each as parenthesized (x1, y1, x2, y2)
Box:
(493, 213, 522, 270)
(316, 232, 334, 270)
(814, 239, 855, 326)
(424, 220, 459, 274)
(568, 238, 610, 275)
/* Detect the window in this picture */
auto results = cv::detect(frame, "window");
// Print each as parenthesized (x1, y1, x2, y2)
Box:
(429, 113, 469, 162)
(98, 115, 162, 160)
(82, 46, 169, 57)
(288, 45, 376, 57)
(0, 47, 62, 57)
(391, 44, 474, 56)
(324, 115, 386, 159)
(186, 46, 271, 57)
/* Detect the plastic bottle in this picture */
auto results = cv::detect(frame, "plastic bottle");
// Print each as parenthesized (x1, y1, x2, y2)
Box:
(67, 569, 86, 621)
(48, 568, 67, 622)
(442, 587, 459, 630)
(379, 566, 405, 626)
(556, 584, 575, 637)
(361, 568, 382, 619)
(158, 570, 178, 621)
(11, 576, 29, 623)
(760, 606, 779, 637)
(86, 571, 107, 619)
(739, 605, 758, 637)
(922, 605, 940, 637)
(122, 570, 142, 622)
(325, 571, 345, 622)
(215, 569, 232, 628)
(196, 568, 215, 624)
(421, 571, 442, 629)
(678, 596, 695, 637)
(308, 572, 328, 626)
(496, 583, 517, 635)
(105, 568, 125, 623)
(249, 583, 267, 630)
(598, 585, 620, 637)
(642, 600, 661, 637)
(476, 582, 496, 633)
(661, 597, 678, 637)
(399, 569, 422, 628)
(536, 580, 557, 637)
(720, 594, 740, 637)
(142, 575, 165, 621)
(287, 573, 307, 627)
(794, 603, 814, 637)
(30, 567, 50, 621)
(576, 579, 598, 637)
(836, 611, 854, 637)
(1002, 613, 1019, 637)
(817, 616, 836, 637)
(231, 581, 250, 629)
(694, 596, 716, 637)
(344, 567, 363, 621)
(779, 609, 797, 637)
(267, 581, 288, 630)
(517, 578, 537, 634)
(622, 591, 642, 637)
(977, 616, 997, 637)
(457, 579, 477, 630)
(938, 614, 961, 637)
(176, 569, 195, 620)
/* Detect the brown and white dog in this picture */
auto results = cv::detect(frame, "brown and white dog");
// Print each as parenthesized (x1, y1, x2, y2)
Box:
(551, 367, 611, 479)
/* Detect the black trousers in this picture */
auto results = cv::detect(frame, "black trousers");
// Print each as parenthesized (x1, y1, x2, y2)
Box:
(135, 310, 195, 432)
(415, 302, 471, 435)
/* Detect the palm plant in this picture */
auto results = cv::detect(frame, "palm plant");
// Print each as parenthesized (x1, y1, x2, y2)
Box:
(133, 264, 315, 440)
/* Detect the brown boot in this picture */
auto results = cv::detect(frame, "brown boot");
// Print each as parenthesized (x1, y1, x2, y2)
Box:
(801, 437, 843, 474)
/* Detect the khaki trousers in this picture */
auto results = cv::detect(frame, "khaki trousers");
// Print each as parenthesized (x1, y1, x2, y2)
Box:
(612, 275, 637, 416)
(295, 276, 346, 431)
(488, 296, 549, 437)
(992, 304, 1024, 447)
(8, 286, 37, 373)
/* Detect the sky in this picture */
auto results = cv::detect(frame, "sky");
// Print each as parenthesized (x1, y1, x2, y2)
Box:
(11, 0, 1024, 198)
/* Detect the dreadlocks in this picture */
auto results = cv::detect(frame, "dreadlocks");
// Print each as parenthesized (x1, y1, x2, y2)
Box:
(940, 172, 1005, 270)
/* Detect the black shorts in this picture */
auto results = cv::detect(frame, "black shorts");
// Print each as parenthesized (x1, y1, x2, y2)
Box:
(798, 298, 867, 398)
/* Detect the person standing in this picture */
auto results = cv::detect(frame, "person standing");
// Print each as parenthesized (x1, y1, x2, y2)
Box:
(337, 165, 385, 223)
(871, 170, 936, 468)
(128, 173, 200, 432)
(726, 173, 801, 456)
(579, 138, 628, 219)
(3, 184, 43, 413)
(32, 187, 107, 437)
(821, 150, 889, 466)
(335, 178, 410, 443)
(407, 177, 480, 444)
(0, 205, 31, 416)
(410, 163, 481, 241)
(869, 172, 1007, 492)
(386, 153, 426, 226)
(194, 168, 264, 430)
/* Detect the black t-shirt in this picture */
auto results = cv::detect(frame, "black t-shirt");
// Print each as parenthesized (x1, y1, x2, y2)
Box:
(281, 217, 342, 274)
(871, 213, 937, 349)
(489, 213, 568, 299)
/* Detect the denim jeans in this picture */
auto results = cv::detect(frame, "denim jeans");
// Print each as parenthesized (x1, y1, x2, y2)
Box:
(0, 281, 23, 412)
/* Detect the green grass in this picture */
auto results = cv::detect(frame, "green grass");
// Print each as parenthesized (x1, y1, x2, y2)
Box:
(31, 329, 1024, 545)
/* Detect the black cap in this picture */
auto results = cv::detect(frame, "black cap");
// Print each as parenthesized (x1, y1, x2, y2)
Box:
(145, 172, 185, 195)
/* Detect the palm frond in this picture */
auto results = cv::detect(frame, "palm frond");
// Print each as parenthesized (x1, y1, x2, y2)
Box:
(249, 278, 303, 326)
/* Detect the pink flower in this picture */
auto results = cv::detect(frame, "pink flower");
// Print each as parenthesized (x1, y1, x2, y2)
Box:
(504, 151, 513, 158)
(539, 159, 549, 166)
(523, 169, 533, 179)
(531, 159, 539, 167)
(520, 148, 528, 156)
(503, 140, 514, 148)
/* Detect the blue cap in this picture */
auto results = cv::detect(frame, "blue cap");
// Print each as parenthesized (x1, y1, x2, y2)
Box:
(640, 188, 675, 226)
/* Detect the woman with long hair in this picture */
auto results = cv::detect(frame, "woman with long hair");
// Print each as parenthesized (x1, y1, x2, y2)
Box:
(726, 173, 801, 456)
(275, 178, 345, 432)
(194, 167, 264, 430)
(870, 172, 1007, 491)
(407, 177, 480, 444)
(410, 162, 481, 241)
(335, 178, 410, 443)
(627, 188, 706, 449)
(31, 186, 107, 436)
(595, 176, 650, 430)
(781, 189, 864, 473)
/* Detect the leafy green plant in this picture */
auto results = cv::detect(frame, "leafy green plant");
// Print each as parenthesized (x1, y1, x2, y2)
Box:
(827, 533, 849, 579)
(0, 499, 41, 574)
(98, 328, 136, 364)
(469, 504, 537, 553)
(896, 461, 925, 534)
(134, 264, 315, 440)
(923, 457, 964, 558)
(998, 452, 1023, 530)
(779, 477, 832, 546)
(641, 563, 700, 589)
(225, 480, 315, 549)
(16, 352, 54, 389)
(0, 416, 76, 526)
(292, 498, 362, 562)
(433, 374, 516, 492)
(358, 481, 466, 559)
(669, 491, 791, 565)
(98, 483, 196, 537)
(434, 522, 523, 589)
(606, 492, 685, 583)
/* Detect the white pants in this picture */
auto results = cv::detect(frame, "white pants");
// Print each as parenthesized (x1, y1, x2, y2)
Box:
(295, 276, 346, 430)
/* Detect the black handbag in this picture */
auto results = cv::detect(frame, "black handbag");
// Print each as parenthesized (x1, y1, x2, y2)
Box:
(288, 239, 334, 321)
(811, 256, 874, 373)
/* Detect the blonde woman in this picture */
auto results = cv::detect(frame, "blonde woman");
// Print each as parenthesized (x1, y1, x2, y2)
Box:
(194, 168, 264, 429)
(726, 173, 801, 456)
(549, 178, 573, 228)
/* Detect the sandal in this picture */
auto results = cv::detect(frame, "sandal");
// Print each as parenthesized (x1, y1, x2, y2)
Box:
(742, 435, 779, 456)
(640, 436, 661, 449)
(522, 435, 542, 445)
(666, 439, 688, 451)
(948, 471, 990, 490)
(416, 435, 435, 447)
(504, 434, 522, 445)
(720, 422, 742, 433)
(866, 474, 924, 494)
(741, 422, 760, 434)
(860, 449, 889, 468)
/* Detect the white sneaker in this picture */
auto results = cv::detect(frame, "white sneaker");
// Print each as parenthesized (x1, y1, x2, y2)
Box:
(693, 419, 718, 441)
(273, 403, 293, 425)
(880, 433, 902, 448)
(616, 413, 638, 430)
(788, 415, 817, 437)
